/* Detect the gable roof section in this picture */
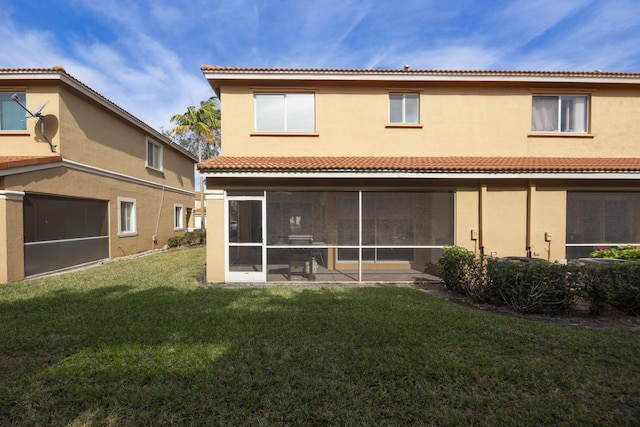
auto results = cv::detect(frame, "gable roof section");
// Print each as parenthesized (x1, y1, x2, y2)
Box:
(198, 156, 640, 178)
(0, 67, 197, 162)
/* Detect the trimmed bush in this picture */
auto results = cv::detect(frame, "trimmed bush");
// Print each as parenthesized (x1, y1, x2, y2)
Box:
(167, 230, 206, 248)
(438, 246, 475, 294)
(486, 259, 574, 313)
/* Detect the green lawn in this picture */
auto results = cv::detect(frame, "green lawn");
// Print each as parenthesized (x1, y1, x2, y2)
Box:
(1, 248, 639, 426)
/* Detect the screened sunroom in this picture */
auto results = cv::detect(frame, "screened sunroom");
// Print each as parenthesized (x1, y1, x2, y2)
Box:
(566, 191, 640, 259)
(226, 190, 454, 282)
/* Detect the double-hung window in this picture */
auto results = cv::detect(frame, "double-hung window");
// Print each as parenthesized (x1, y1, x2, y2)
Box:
(254, 93, 315, 132)
(118, 197, 137, 236)
(531, 95, 589, 133)
(0, 92, 27, 131)
(146, 138, 163, 171)
(389, 93, 419, 124)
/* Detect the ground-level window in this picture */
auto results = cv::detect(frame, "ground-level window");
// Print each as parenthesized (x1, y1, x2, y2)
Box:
(23, 194, 109, 276)
(174, 204, 184, 230)
(531, 94, 589, 133)
(0, 92, 27, 130)
(566, 191, 640, 259)
(118, 197, 137, 236)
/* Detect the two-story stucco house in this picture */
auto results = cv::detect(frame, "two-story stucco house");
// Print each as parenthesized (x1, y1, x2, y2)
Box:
(0, 67, 196, 282)
(198, 66, 640, 283)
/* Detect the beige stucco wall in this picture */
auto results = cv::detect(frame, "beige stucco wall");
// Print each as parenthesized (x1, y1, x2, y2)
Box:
(205, 194, 226, 282)
(0, 194, 25, 282)
(0, 87, 61, 156)
(57, 86, 194, 190)
(218, 83, 640, 158)
(530, 184, 567, 261)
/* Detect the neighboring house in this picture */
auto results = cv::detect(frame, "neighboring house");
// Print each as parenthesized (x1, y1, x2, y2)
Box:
(198, 66, 640, 283)
(187, 191, 204, 231)
(0, 67, 197, 282)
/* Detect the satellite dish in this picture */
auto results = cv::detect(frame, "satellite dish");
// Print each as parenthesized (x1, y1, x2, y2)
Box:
(10, 93, 57, 152)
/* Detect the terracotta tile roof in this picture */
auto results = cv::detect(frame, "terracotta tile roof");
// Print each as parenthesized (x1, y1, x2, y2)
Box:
(198, 156, 640, 174)
(201, 65, 640, 79)
(0, 155, 62, 170)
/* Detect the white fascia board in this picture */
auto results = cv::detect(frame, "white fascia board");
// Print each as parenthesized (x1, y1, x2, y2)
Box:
(0, 190, 26, 201)
(202, 71, 640, 86)
(200, 171, 640, 180)
(0, 158, 195, 196)
(63, 159, 195, 195)
(0, 160, 64, 177)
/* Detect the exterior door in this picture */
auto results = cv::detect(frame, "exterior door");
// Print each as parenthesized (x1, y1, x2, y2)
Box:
(226, 197, 266, 282)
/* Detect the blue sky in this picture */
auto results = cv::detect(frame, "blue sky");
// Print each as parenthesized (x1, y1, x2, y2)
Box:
(1, 0, 639, 132)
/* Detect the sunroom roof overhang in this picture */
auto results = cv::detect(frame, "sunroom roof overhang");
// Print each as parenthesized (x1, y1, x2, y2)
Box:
(198, 157, 640, 180)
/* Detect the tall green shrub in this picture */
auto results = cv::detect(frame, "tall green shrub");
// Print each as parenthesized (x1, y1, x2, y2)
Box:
(487, 260, 574, 313)
(438, 246, 475, 294)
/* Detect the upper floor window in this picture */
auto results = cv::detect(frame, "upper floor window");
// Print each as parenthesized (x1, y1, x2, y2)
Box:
(146, 138, 163, 171)
(0, 92, 27, 131)
(532, 95, 589, 133)
(254, 93, 315, 132)
(389, 93, 419, 124)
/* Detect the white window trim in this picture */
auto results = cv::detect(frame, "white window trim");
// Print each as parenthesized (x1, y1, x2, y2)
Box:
(253, 92, 316, 133)
(531, 94, 589, 134)
(0, 91, 28, 131)
(174, 204, 185, 231)
(118, 197, 137, 237)
(146, 138, 164, 171)
(388, 92, 420, 124)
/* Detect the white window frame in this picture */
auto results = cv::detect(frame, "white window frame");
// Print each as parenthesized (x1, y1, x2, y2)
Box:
(118, 197, 137, 237)
(531, 94, 589, 133)
(254, 93, 315, 132)
(146, 138, 163, 171)
(388, 93, 419, 124)
(174, 204, 184, 231)
(0, 92, 27, 131)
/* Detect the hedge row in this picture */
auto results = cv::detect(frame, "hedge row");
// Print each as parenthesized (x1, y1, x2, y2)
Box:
(167, 231, 206, 248)
(438, 246, 640, 316)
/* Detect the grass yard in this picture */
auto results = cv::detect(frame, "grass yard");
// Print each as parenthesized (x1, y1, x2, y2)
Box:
(1, 248, 639, 426)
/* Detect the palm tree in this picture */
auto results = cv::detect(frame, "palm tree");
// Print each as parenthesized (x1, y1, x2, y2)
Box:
(169, 97, 221, 160)
(169, 97, 221, 229)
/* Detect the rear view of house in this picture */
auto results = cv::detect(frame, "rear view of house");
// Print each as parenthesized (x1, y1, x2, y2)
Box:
(197, 66, 640, 283)
(0, 67, 196, 282)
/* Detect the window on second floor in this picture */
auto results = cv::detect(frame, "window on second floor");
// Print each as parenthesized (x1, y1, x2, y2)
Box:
(531, 94, 589, 133)
(146, 139, 163, 171)
(389, 93, 419, 124)
(0, 92, 27, 131)
(254, 93, 315, 132)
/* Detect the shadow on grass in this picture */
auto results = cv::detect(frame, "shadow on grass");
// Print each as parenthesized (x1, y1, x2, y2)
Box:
(1, 283, 640, 426)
